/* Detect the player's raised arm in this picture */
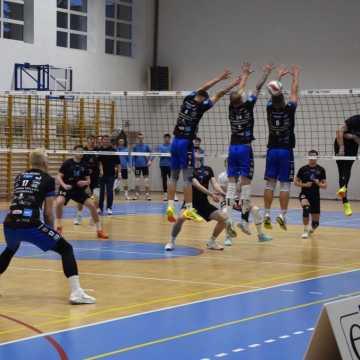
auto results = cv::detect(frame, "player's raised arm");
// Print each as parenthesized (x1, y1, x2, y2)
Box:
(230, 62, 252, 102)
(210, 76, 242, 105)
(289, 65, 300, 103)
(255, 64, 274, 97)
(197, 69, 231, 93)
(276, 65, 290, 81)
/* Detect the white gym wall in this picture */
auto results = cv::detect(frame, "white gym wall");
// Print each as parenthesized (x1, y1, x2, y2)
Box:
(0, 0, 154, 91)
(157, 0, 360, 200)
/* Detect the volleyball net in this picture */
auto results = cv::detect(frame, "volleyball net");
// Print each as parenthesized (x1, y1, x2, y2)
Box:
(0, 89, 360, 198)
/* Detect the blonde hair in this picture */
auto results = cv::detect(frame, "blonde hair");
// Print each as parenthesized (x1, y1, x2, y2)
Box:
(30, 149, 48, 169)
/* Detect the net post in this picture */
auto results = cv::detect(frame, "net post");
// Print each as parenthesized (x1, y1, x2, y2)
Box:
(6, 95, 13, 201)
(79, 97, 85, 144)
(110, 100, 116, 132)
(26, 95, 32, 169)
(62, 97, 68, 161)
(44, 96, 50, 149)
(95, 99, 100, 136)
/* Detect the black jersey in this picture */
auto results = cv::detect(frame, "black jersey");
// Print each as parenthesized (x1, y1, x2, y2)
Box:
(192, 166, 214, 203)
(83, 147, 100, 180)
(297, 165, 326, 198)
(59, 158, 89, 187)
(229, 95, 257, 145)
(267, 100, 297, 149)
(173, 91, 213, 140)
(345, 115, 360, 137)
(4, 169, 55, 227)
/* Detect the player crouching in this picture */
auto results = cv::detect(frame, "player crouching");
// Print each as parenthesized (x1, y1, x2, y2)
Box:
(165, 159, 237, 251)
(294, 150, 327, 239)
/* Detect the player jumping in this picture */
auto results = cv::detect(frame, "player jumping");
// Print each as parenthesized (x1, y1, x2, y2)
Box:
(166, 70, 242, 223)
(263, 65, 300, 230)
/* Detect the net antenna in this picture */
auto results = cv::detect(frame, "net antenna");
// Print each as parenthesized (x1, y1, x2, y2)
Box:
(14, 63, 73, 91)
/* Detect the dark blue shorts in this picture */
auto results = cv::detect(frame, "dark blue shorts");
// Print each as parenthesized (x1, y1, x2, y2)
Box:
(227, 144, 254, 179)
(170, 138, 194, 170)
(3, 224, 63, 252)
(265, 148, 294, 182)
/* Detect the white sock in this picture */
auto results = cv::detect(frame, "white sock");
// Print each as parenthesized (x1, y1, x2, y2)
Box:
(76, 210, 82, 217)
(185, 202, 192, 209)
(255, 223, 262, 235)
(125, 190, 128, 196)
(168, 200, 174, 208)
(69, 275, 81, 293)
(210, 235, 216, 242)
(281, 210, 287, 217)
(171, 236, 176, 243)
(95, 222, 102, 231)
(264, 208, 271, 217)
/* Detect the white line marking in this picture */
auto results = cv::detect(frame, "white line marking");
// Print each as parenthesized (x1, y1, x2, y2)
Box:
(232, 348, 245, 352)
(10, 266, 250, 289)
(279, 335, 290, 339)
(280, 289, 295, 293)
(264, 339, 276, 343)
(308, 291, 323, 295)
(215, 353, 228, 357)
(293, 331, 304, 335)
(248, 343, 261, 348)
(1, 268, 358, 347)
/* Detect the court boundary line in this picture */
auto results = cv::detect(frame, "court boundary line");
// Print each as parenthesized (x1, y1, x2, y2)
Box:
(1, 267, 359, 348)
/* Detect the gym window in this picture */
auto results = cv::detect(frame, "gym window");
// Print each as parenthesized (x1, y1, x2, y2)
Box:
(1, 0, 24, 41)
(105, 0, 132, 57)
(56, 0, 87, 50)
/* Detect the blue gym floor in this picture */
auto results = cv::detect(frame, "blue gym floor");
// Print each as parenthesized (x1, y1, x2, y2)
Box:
(0, 202, 360, 359)
(1, 269, 359, 360)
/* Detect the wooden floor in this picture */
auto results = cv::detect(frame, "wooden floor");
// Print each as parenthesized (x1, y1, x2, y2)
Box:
(0, 196, 360, 344)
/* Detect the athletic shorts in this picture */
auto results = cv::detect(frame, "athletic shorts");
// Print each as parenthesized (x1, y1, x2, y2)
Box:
(58, 187, 90, 205)
(334, 138, 359, 156)
(134, 167, 149, 177)
(299, 192, 320, 214)
(121, 168, 128, 180)
(227, 144, 254, 179)
(182, 201, 218, 222)
(171, 137, 194, 170)
(265, 148, 294, 182)
(3, 223, 63, 252)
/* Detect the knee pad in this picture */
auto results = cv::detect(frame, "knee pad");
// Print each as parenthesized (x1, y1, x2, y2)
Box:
(171, 169, 180, 183)
(123, 179, 129, 188)
(182, 168, 193, 186)
(279, 182, 291, 193)
(303, 205, 310, 218)
(144, 177, 150, 187)
(251, 206, 263, 225)
(265, 180, 276, 192)
(240, 185, 252, 212)
(226, 182, 237, 200)
(312, 221, 319, 230)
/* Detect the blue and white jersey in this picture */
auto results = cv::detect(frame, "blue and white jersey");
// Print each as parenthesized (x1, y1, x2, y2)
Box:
(229, 95, 257, 145)
(173, 91, 213, 140)
(267, 100, 297, 149)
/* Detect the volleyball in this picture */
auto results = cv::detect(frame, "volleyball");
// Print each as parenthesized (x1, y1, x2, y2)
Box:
(267, 80, 283, 96)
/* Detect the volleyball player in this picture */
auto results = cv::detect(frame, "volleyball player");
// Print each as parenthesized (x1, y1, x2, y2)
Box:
(219, 159, 272, 245)
(165, 158, 237, 251)
(335, 114, 360, 216)
(294, 150, 327, 238)
(166, 69, 242, 223)
(55, 145, 108, 239)
(74, 135, 100, 225)
(263, 65, 300, 230)
(158, 133, 172, 201)
(225, 62, 273, 238)
(116, 136, 131, 200)
(132, 132, 153, 200)
(0, 149, 95, 304)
